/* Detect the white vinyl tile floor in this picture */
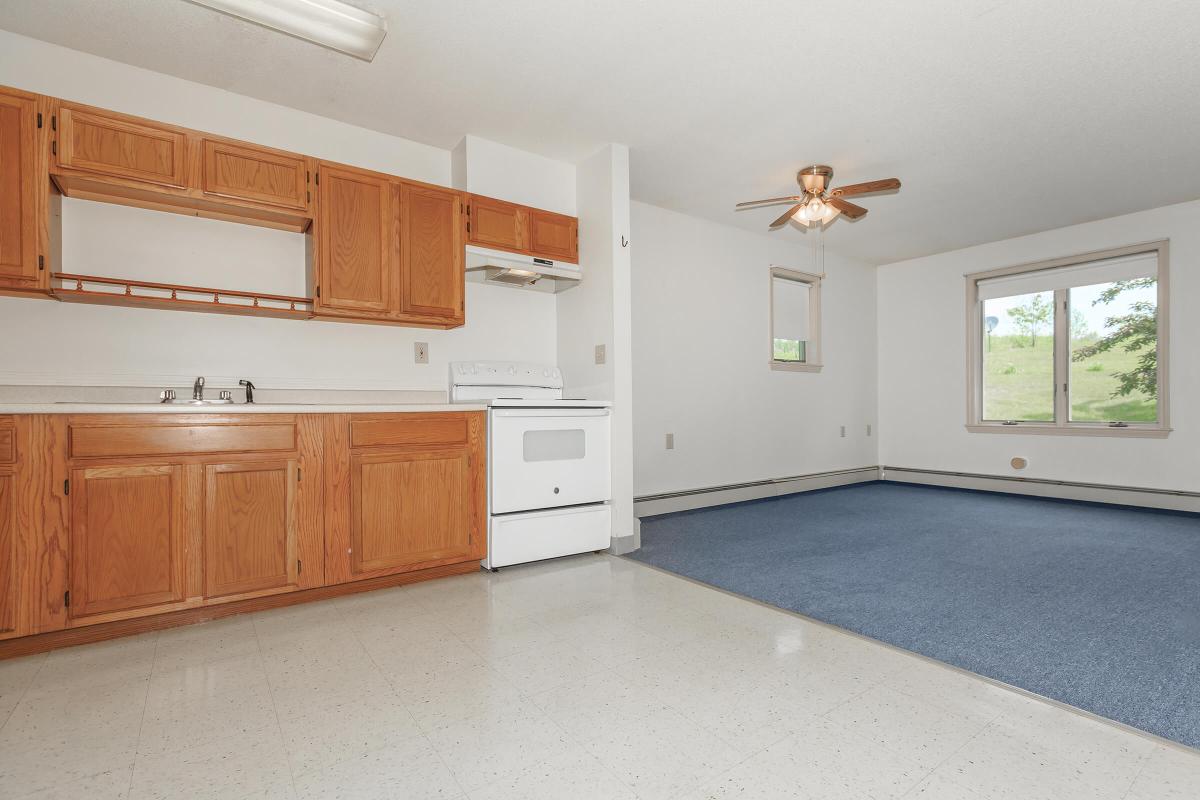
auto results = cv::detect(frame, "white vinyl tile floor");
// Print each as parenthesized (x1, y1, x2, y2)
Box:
(0, 554, 1197, 799)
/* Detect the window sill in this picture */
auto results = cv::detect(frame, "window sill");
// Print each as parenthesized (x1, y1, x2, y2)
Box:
(965, 424, 1171, 439)
(770, 361, 823, 373)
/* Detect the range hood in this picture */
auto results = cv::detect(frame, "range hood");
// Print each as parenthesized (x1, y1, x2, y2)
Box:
(465, 245, 581, 292)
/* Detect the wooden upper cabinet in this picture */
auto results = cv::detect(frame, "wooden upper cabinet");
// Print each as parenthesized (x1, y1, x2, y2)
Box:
(316, 163, 395, 316)
(349, 447, 474, 577)
(201, 139, 310, 211)
(0, 87, 41, 289)
(400, 182, 463, 323)
(68, 464, 186, 619)
(467, 195, 528, 253)
(56, 105, 188, 189)
(203, 459, 298, 600)
(529, 209, 578, 263)
(467, 194, 579, 264)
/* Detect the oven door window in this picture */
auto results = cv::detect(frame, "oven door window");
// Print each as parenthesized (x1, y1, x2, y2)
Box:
(523, 429, 585, 462)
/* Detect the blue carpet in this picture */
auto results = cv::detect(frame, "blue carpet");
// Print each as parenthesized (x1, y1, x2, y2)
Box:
(629, 482, 1200, 747)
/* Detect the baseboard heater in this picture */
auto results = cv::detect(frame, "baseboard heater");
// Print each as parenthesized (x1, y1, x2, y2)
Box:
(635, 465, 1198, 517)
(882, 466, 1200, 513)
(634, 466, 880, 516)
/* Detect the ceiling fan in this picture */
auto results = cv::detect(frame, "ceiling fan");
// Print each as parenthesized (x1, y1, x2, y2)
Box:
(735, 165, 900, 228)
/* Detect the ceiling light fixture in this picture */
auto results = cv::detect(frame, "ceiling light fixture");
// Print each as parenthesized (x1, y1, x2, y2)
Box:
(185, 0, 387, 61)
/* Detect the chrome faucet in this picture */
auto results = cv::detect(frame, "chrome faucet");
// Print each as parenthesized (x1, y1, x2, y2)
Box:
(239, 379, 256, 404)
(192, 376, 205, 401)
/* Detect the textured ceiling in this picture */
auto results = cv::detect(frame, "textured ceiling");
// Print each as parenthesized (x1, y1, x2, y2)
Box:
(2, 0, 1199, 263)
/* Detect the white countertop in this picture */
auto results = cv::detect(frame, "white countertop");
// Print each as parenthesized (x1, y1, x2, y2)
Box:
(0, 403, 486, 414)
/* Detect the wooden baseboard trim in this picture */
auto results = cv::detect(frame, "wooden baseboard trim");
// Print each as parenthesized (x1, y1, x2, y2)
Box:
(0, 559, 480, 660)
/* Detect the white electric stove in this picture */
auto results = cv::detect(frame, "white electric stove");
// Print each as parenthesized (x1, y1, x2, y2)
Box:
(450, 362, 612, 570)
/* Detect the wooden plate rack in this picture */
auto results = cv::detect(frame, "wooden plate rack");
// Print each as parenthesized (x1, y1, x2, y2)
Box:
(51, 273, 314, 320)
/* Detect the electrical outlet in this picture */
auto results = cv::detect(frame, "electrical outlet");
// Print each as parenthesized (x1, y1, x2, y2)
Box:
(414, 342, 429, 364)
(665, 433, 675, 450)
(867, 424, 872, 437)
(840, 425, 846, 438)
(594, 344, 606, 365)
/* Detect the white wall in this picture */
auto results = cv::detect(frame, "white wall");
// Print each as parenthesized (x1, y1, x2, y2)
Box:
(452, 135, 576, 216)
(0, 31, 559, 392)
(631, 202, 879, 497)
(877, 199, 1200, 493)
(558, 145, 636, 545)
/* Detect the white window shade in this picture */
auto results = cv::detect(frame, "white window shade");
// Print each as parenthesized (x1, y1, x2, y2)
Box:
(976, 251, 1157, 301)
(772, 277, 810, 341)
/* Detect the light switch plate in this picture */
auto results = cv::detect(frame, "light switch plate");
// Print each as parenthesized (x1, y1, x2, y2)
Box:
(665, 433, 674, 450)
(594, 344, 606, 365)
(414, 342, 429, 364)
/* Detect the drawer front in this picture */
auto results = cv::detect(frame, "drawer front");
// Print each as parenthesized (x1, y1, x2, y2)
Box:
(350, 414, 469, 449)
(57, 107, 188, 188)
(0, 428, 12, 464)
(202, 139, 309, 210)
(70, 423, 296, 459)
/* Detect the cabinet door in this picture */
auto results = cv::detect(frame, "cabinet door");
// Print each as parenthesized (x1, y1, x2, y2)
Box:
(467, 195, 528, 253)
(0, 471, 15, 637)
(400, 183, 463, 322)
(201, 139, 310, 211)
(57, 106, 188, 188)
(0, 88, 39, 287)
(529, 209, 578, 263)
(69, 464, 186, 618)
(203, 460, 298, 599)
(316, 163, 395, 316)
(349, 447, 474, 577)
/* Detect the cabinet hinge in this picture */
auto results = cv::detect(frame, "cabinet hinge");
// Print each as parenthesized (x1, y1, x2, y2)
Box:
(63, 590, 70, 608)
(297, 467, 302, 483)
(306, 170, 310, 184)
(63, 478, 69, 496)
(297, 559, 302, 575)
(38, 255, 45, 271)
(37, 112, 42, 129)
(51, 114, 56, 131)
(51, 140, 57, 156)
(316, 285, 321, 298)
(307, 190, 311, 203)
(315, 172, 319, 185)
(466, 221, 471, 233)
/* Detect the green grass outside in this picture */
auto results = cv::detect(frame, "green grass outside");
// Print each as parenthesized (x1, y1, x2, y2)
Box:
(982, 334, 1156, 422)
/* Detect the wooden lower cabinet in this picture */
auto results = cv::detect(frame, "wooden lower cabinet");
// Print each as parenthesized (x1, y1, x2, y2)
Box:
(0, 411, 485, 655)
(326, 412, 486, 585)
(68, 463, 187, 619)
(203, 459, 298, 599)
(0, 470, 16, 637)
(350, 448, 473, 576)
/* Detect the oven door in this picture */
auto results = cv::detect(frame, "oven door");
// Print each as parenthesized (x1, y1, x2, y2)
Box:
(490, 407, 611, 514)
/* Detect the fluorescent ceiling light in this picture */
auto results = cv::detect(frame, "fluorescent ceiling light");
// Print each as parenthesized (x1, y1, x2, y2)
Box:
(186, 0, 387, 61)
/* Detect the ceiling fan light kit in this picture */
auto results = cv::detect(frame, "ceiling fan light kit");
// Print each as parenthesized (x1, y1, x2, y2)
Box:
(737, 165, 900, 230)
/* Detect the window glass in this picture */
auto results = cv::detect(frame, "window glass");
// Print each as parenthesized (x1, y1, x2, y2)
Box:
(1069, 278, 1158, 422)
(981, 290, 1055, 421)
(772, 276, 810, 363)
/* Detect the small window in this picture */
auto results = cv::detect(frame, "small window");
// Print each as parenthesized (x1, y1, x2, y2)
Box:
(967, 242, 1168, 437)
(770, 266, 822, 372)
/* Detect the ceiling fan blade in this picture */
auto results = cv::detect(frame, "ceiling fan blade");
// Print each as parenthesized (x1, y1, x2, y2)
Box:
(827, 197, 868, 219)
(735, 195, 802, 209)
(830, 178, 901, 198)
(770, 203, 804, 227)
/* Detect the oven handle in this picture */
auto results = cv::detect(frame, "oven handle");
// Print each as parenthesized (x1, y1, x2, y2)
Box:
(491, 408, 611, 418)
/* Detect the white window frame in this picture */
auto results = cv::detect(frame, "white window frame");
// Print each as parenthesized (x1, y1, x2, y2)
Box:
(965, 240, 1170, 438)
(769, 265, 823, 373)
